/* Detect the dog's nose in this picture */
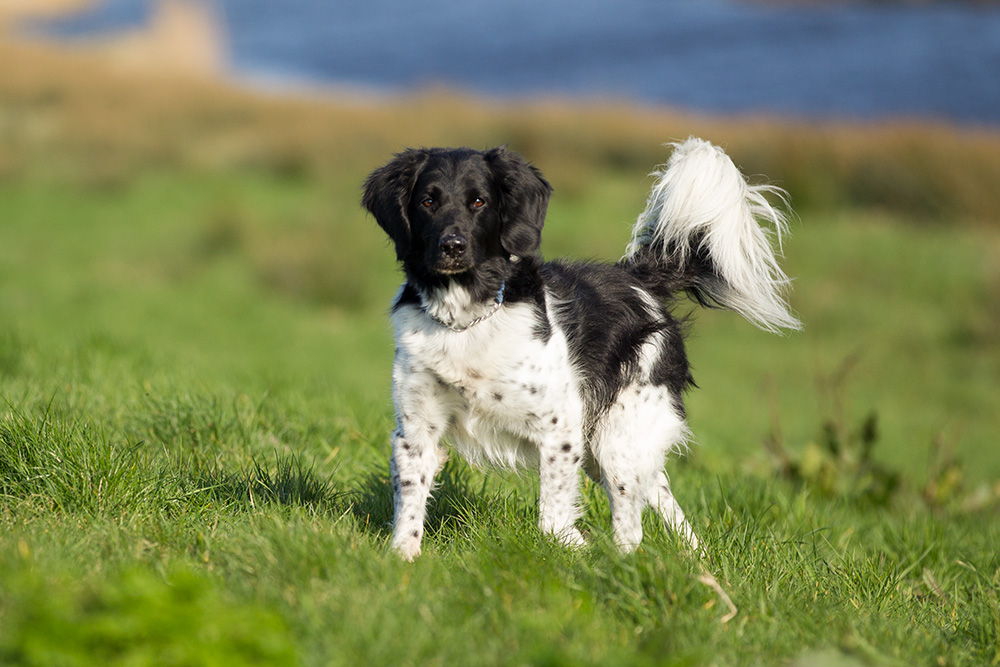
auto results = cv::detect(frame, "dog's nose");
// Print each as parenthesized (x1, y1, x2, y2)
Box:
(439, 234, 467, 258)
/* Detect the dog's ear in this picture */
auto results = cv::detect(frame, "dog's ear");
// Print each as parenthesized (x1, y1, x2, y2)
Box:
(362, 149, 428, 261)
(484, 147, 552, 259)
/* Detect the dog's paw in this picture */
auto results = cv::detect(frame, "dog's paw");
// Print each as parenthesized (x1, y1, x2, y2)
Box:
(391, 535, 422, 561)
(553, 526, 587, 549)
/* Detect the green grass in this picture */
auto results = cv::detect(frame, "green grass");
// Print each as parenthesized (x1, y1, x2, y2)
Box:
(2, 43, 1000, 666)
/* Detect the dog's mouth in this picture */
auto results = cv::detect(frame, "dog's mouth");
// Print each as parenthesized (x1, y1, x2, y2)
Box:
(432, 257, 472, 275)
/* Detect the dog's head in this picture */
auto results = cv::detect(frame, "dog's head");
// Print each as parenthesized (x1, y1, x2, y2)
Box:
(362, 147, 552, 276)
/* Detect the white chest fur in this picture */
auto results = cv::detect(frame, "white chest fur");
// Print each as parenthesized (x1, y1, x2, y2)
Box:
(391, 288, 582, 469)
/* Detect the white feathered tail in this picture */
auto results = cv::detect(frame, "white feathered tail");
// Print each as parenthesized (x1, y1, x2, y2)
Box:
(625, 137, 801, 333)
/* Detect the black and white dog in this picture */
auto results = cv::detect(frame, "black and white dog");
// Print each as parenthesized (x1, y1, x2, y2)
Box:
(363, 138, 799, 559)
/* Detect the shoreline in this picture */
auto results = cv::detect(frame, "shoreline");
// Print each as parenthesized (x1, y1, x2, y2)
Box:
(2, 1, 999, 130)
(0, 0, 96, 34)
(2, 1, 999, 141)
(0, 0, 226, 79)
(2, 34, 998, 141)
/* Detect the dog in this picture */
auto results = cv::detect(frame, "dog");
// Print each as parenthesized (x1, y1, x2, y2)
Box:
(362, 138, 800, 560)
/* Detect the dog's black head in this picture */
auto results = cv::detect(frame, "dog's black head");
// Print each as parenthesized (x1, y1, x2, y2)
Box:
(362, 147, 552, 279)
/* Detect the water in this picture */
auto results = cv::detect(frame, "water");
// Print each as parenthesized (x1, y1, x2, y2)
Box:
(25, 0, 1000, 126)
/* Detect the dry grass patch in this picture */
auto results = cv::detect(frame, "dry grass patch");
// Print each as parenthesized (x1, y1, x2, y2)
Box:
(2, 41, 1000, 223)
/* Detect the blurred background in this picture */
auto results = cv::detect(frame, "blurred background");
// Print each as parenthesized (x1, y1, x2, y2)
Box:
(6, 0, 1000, 125)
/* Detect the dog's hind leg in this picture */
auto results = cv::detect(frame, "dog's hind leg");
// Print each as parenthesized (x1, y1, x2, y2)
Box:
(592, 384, 691, 552)
(582, 442, 648, 550)
(605, 475, 649, 552)
(648, 470, 700, 552)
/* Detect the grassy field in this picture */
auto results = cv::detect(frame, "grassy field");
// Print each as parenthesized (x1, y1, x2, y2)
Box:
(2, 43, 1000, 665)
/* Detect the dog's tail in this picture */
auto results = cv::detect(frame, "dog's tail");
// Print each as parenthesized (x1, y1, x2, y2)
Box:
(623, 137, 801, 333)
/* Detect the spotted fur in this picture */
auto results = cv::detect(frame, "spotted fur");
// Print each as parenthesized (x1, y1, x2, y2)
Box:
(362, 138, 799, 560)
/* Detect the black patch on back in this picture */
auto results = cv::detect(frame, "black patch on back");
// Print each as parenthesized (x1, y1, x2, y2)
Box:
(541, 260, 693, 425)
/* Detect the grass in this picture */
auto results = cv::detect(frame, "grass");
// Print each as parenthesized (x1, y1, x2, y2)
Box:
(2, 41, 1000, 665)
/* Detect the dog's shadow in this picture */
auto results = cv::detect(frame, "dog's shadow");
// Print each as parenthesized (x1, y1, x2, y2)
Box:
(183, 452, 344, 514)
(187, 453, 697, 555)
(183, 452, 500, 548)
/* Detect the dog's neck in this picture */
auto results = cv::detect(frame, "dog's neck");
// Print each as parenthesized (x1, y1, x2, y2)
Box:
(418, 279, 506, 332)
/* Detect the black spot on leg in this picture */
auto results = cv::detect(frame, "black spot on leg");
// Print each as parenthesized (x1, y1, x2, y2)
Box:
(412, 530, 420, 538)
(617, 483, 627, 496)
(492, 391, 504, 403)
(572, 455, 580, 464)
(548, 455, 556, 465)
(401, 479, 414, 488)
(550, 416, 559, 425)
(402, 443, 411, 451)
(561, 443, 572, 453)
(420, 475, 427, 485)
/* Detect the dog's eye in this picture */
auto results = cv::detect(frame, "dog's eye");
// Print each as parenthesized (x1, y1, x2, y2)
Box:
(472, 198, 485, 208)
(420, 197, 434, 208)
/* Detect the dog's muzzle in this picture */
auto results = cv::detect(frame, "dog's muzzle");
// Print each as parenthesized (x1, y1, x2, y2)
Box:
(434, 233, 470, 273)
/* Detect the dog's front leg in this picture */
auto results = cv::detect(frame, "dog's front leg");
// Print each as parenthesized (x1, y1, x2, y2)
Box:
(389, 370, 452, 560)
(389, 430, 444, 560)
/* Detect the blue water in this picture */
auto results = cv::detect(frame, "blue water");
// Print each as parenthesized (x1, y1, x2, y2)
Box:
(25, 0, 1000, 126)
